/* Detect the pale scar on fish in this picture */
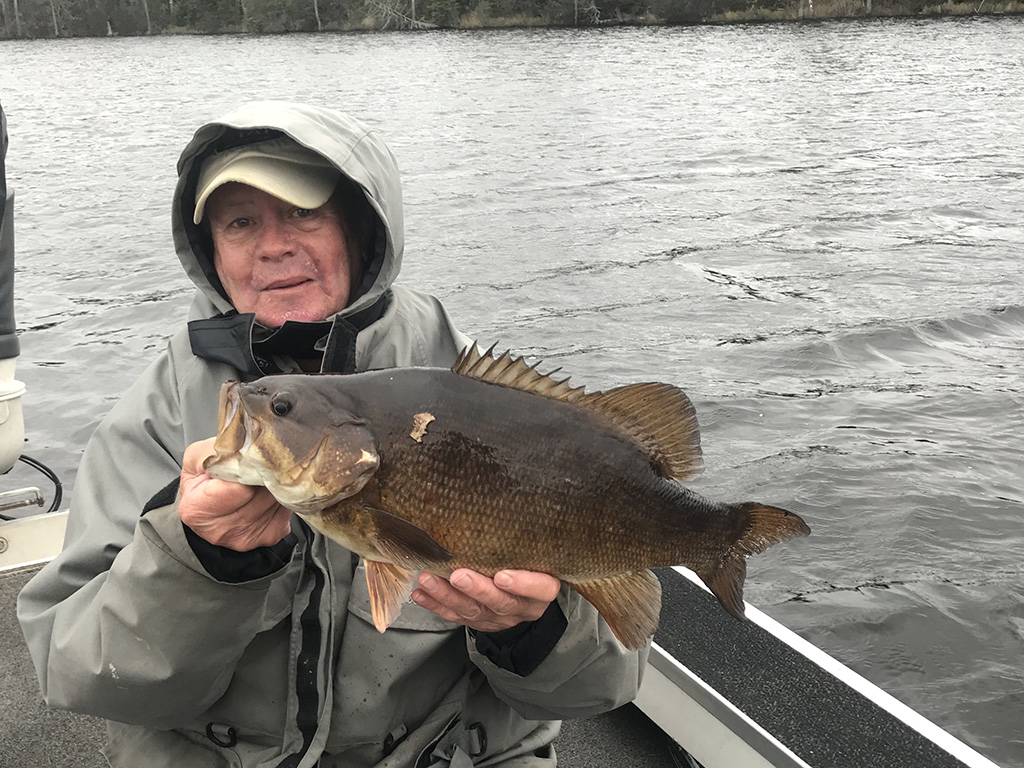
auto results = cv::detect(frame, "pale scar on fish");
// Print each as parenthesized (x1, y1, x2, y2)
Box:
(410, 412, 435, 443)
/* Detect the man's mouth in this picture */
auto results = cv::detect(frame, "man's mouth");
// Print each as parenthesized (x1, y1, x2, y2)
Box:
(262, 277, 312, 291)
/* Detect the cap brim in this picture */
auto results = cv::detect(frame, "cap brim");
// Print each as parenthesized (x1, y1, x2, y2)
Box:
(193, 143, 340, 225)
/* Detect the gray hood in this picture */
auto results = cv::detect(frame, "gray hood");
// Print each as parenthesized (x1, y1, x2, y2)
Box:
(172, 101, 404, 322)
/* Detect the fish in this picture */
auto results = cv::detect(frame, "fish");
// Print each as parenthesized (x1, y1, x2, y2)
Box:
(203, 345, 810, 649)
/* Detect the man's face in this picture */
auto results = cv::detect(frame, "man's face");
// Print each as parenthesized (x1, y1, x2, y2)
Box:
(206, 182, 358, 327)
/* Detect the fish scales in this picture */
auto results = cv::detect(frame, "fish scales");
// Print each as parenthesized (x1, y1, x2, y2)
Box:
(204, 346, 810, 649)
(313, 370, 730, 579)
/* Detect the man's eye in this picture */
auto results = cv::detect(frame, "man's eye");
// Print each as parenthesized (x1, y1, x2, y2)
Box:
(293, 208, 316, 219)
(228, 217, 252, 229)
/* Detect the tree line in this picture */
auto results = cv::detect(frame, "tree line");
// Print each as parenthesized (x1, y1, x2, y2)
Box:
(0, 0, 1018, 38)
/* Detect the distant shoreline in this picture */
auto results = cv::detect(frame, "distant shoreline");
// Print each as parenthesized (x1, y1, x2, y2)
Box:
(1, 0, 1021, 40)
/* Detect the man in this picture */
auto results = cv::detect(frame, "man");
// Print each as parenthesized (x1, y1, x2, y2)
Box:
(18, 102, 648, 768)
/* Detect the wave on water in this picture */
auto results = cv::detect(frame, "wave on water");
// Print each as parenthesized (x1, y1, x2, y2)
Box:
(804, 304, 1024, 375)
(718, 303, 1024, 375)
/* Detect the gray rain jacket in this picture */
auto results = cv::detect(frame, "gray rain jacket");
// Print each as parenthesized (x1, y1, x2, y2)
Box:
(17, 102, 647, 768)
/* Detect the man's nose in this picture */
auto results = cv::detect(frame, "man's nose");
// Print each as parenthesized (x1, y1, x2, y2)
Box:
(255, 217, 294, 259)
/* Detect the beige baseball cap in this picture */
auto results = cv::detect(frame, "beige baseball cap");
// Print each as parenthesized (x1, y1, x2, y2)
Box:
(193, 137, 341, 225)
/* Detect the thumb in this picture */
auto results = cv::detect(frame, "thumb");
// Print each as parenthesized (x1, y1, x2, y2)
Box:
(183, 436, 218, 476)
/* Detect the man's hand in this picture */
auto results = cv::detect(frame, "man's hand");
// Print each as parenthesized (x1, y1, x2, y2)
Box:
(411, 568, 561, 633)
(178, 437, 292, 551)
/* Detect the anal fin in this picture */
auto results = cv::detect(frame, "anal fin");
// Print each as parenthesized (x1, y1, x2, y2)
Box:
(571, 569, 662, 650)
(364, 560, 418, 633)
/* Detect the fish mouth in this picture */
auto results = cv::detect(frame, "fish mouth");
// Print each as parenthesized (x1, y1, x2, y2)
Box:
(204, 382, 258, 476)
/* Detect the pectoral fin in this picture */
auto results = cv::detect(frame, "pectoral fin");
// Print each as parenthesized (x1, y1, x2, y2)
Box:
(360, 504, 453, 570)
(364, 560, 418, 633)
(360, 505, 453, 632)
(570, 569, 662, 650)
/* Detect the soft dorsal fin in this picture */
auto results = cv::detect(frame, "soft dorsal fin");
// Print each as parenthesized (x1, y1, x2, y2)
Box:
(453, 344, 703, 481)
(579, 382, 703, 481)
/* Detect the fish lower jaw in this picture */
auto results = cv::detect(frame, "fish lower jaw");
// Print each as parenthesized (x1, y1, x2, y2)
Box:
(204, 457, 257, 486)
(205, 455, 301, 504)
(280, 497, 336, 515)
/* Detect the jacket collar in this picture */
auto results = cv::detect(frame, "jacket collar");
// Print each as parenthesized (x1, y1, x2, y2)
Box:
(188, 293, 387, 376)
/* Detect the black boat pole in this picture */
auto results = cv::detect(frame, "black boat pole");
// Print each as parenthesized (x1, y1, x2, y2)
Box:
(0, 101, 17, 368)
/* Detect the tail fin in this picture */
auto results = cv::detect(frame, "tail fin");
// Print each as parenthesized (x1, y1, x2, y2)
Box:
(701, 502, 810, 619)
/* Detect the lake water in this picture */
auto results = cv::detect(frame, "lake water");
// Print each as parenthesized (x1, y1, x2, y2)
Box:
(2, 18, 1023, 766)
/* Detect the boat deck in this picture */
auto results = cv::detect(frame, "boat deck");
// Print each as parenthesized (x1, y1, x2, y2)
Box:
(1, 566, 107, 768)
(1, 511, 1003, 768)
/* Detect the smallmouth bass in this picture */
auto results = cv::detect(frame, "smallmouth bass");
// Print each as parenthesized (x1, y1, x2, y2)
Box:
(204, 345, 810, 649)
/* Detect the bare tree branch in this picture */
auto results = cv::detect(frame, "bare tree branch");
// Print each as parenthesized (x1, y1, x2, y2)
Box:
(364, 0, 434, 29)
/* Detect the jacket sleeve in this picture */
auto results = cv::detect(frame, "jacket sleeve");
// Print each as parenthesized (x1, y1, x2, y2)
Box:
(16, 346, 284, 728)
(467, 585, 650, 719)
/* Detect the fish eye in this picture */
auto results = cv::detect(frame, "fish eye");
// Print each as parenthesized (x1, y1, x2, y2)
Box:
(271, 393, 293, 417)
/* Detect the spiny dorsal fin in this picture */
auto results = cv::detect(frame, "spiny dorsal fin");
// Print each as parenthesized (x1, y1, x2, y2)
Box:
(454, 344, 704, 481)
(452, 343, 587, 403)
(578, 382, 704, 481)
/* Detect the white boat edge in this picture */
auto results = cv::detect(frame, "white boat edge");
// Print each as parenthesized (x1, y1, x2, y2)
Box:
(0, 508, 69, 573)
(643, 566, 1003, 768)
